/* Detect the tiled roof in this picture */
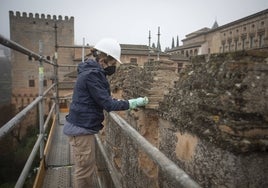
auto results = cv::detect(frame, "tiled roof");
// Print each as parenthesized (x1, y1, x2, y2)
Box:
(64, 70, 77, 78)
(58, 81, 75, 89)
(166, 41, 205, 52)
(121, 44, 168, 56)
(185, 27, 210, 38)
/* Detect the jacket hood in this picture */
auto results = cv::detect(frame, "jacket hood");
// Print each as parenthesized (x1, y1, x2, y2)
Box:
(77, 59, 103, 74)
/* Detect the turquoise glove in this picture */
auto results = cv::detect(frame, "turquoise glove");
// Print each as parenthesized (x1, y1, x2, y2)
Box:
(128, 97, 149, 110)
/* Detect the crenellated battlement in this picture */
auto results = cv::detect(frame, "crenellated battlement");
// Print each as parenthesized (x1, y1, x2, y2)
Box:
(9, 11, 74, 21)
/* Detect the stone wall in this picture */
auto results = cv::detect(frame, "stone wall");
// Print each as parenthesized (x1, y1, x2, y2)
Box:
(158, 49, 268, 187)
(101, 49, 268, 187)
(8, 11, 75, 129)
(160, 49, 268, 153)
(9, 11, 75, 102)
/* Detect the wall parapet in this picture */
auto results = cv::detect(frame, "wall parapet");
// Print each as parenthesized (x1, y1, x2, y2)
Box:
(105, 51, 268, 187)
(159, 50, 268, 153)
(9, 11, 74, 21)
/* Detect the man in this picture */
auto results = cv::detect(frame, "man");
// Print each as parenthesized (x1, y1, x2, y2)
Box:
(63, 38, 148, 187)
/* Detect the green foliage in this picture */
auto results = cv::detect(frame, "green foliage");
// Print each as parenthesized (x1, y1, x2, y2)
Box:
(0, 104, 15, 127)
(0, 125, 39, 187)
(0, 182, 16, 188)
(14, 126, 38, 163)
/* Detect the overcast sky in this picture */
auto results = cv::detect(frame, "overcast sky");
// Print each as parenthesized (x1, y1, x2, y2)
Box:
(0, 0, 268, 49)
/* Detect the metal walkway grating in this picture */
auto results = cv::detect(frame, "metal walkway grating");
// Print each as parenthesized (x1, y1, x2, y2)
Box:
(42, 113, 73, 188)
(42, 113, 100, 188)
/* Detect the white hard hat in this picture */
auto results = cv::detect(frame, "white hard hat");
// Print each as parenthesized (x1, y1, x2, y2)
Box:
(94, 38, 122, 64)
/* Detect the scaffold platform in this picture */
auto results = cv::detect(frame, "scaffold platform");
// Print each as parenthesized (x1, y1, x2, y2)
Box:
(42, 113, 100, 188)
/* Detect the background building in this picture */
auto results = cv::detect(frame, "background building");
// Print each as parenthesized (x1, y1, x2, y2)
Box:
(167, 9, 268, 57)
(9, 11, 75, 112)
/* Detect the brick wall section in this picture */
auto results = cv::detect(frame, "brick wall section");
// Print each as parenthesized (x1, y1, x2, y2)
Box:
(9, 11, 74, 98)
(8, 11, 75, 140)
(103, 50, 268, 187)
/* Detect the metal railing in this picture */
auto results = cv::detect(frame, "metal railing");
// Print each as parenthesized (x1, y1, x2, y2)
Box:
(0, 34, 59, 188)
(107, 112, 201, 188)
(0, 33, 200, 188)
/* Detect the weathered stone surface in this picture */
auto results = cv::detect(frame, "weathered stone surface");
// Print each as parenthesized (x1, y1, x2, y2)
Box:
(103, 50, 268, 187)
(158, 119, 268, 188)
(159, 50, 268, 153)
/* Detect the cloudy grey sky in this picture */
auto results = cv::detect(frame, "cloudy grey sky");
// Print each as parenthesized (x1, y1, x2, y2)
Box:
(0, 0, 268, 49)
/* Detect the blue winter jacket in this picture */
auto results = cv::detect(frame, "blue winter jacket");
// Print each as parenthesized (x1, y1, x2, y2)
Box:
(66, 59, 129, 132)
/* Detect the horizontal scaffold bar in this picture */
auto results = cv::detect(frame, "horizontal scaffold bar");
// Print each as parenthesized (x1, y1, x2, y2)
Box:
(0, 34, 55, 66)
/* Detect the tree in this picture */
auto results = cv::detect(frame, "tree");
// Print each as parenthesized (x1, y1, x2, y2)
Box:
(164, 47, 170, 52)
(171, 37, 175, 48)
(176, 35, 180, 47)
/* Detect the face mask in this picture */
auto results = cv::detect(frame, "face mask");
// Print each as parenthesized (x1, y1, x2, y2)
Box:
(104, 65, 116, 76)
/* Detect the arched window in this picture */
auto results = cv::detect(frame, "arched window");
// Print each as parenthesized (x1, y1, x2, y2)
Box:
(228, 39, 232, 51)
(250, 35, 254, 48)
(241, 34, 247, 50)
(234, 39, 238, 51)
(242, 38, 245, 50)
(221, 41, 226, 53)
(259, 34, 264, 47)
(194, 49, 198, 55)
(190, 50, 193, 56)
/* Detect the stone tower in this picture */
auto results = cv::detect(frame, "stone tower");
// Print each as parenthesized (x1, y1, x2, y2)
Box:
(9, 11, 75, 112)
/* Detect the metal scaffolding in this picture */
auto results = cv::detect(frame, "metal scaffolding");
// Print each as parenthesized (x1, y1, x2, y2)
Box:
(0, 34, 59, 188)
(0, 34, 201, 188)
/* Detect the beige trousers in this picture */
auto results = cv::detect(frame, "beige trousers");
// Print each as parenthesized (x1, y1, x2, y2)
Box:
(69, 134, 96, 188)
